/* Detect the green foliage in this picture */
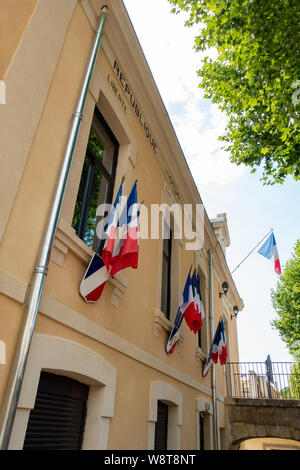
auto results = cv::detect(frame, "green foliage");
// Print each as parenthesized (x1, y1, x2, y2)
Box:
(290, 363, 300, 399)
(72, 130, 104, 248)
(280, 386, 291, 399)
(279, 364, 300, 399)
(168, 0, 300, 184)
(271, 240, 300, 359)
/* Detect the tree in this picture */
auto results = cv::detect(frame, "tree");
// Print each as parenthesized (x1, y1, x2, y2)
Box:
(271, 240, 300, 359)
(168, 0, 300, 184)
(289, 363, 300, 399)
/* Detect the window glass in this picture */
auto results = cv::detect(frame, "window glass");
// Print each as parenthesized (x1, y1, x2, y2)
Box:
(161, 226, 172, 319)
(72, 110, 118, 251)
(91, 118, 115, 174)
(199, 412, 204, 450)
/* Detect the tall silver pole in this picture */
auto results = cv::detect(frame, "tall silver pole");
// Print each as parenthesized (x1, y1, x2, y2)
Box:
(209, 251, 220, 450)
(0, 5, 108, 450)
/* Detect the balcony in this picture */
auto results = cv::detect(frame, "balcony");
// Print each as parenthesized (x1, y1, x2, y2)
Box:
(225, 361, 300, 400)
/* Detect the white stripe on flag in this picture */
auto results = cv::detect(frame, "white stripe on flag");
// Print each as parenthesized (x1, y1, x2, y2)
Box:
(80, 267, 108, 298)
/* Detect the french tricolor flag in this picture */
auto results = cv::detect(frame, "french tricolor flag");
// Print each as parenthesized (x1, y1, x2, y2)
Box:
(166, 270, 195, 354)
(102, 183, 123, 272)
(110, 180, 139, 279)
(180, 271, 202, 334)
(80, 253, 108, 303)
(203, 319, 228, 377)
(258, 232, 281, 275)
(192, 272, 203, 332)
(79, 180, 140, 303)
(166, 307, 184, 354)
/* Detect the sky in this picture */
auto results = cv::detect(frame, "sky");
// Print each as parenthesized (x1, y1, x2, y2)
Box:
(123, 0, 299, 363)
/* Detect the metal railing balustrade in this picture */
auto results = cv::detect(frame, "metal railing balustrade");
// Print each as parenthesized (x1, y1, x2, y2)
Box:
(225, 361, 300, 400)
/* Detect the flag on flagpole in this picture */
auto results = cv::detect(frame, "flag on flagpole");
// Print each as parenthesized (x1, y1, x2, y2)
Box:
(102, 182, 123, 272)
(218, 319, 228, 366)
(166, 307, 184, 354)
(199, 284, 206, 325)
(80, 253, 108, 303)
(203, 318, 228, 377)
(258, 232, 281, 274)
(191, 272, 203, 332)
(79, 180, 140, 303)
(180, 270, 201, 334)
(110, 180, 139, 278)
(166, 272, 206, 354)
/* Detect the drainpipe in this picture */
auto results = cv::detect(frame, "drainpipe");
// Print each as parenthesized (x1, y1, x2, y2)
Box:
(209, 251, 220, 450)
(0, 5, 108, 450)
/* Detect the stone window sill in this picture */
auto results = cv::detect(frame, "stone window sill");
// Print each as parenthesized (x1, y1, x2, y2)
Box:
(154, 309, 184, 352)
(196, 347, 207, 363)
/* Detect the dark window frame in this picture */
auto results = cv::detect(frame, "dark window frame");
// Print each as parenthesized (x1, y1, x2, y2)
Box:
(199, 412, 205, 450)
(154, 401, 168, 450)
(161, 229, 172, 320)
(195, 272, 205, 350)
(72, 108, 119, 252)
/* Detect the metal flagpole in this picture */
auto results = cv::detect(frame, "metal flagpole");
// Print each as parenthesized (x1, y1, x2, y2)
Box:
(0, 5, 108, 450)
(231, 228, 273, 275)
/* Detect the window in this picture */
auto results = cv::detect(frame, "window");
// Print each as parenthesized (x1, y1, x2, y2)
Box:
(161, 223, 172, 319)
(194, 273, 202, 349)
(154, 401, 168, 450)
(199, 412, 205, 450)
(23, 372, 89, 450)
(149, 382, 182, 450)
(196, 270, 207, 352)
(72, 108, 118, 251)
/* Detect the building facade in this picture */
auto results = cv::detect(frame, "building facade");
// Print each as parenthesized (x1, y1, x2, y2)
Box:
(0, 0, 243, 450)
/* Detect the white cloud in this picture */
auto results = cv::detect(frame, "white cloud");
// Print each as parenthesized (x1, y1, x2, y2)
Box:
(173, 102, 245, 186)
(123, 0, 246, 187)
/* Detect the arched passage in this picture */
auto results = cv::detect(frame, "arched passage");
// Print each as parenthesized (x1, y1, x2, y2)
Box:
(238, 437, 300, 450)
(224, 398, 300, 450)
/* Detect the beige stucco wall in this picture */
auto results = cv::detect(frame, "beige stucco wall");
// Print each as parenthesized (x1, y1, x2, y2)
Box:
(0, 0, 243, 450)
(0, 0, 38, 80)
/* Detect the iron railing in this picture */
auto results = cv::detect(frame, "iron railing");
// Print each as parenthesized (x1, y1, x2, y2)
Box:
(225, 361, 300, 400)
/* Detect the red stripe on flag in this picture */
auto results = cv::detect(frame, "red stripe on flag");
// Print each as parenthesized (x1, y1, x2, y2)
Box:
(219, 345, 228, 365)
(85, 282, 106, 302)
(102, 226, 117, 270)
(274, 258, 281, 274)
(110, 227, 139, 278)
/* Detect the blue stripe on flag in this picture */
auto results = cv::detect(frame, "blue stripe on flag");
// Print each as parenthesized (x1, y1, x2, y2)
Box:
(117, 180, 137, 227)
(258, 232, 276, 259)
(85, 254, 105, 279)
